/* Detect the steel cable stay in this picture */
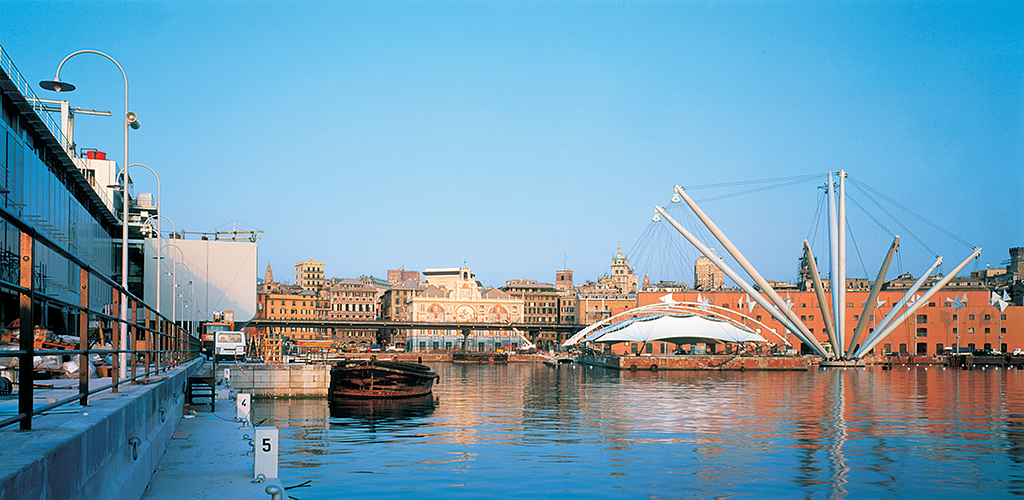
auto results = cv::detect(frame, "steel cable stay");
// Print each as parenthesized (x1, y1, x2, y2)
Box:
(693, 176, 822, 204)
(847, 176, 975, 250)
(846, 219, 870, 280)
(806, 188, 830, 281)
(629, 213, 698, 286)
(683, 173, 822, 191)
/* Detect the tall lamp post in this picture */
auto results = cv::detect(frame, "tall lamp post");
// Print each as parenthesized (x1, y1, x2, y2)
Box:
(124, 164, 160, 310)
(144, 213, 175, 315)
(174, 261, 193, 332)
(165, 242, 186, 331)
(41, 50, 140, 380)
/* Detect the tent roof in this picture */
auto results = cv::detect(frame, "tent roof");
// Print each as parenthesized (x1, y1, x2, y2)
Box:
(581, 313, 767, 345)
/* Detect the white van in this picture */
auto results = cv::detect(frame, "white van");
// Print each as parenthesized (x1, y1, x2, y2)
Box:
(214, 331, 246, 361)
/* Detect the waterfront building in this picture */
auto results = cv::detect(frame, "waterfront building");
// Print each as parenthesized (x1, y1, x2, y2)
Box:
(1, 49, 119, 331)
(555, 269, 573, 292)
(380, 279, 424, 321)
(387, 268, 420, 286)
(407, 267, 524, 352)
(295, 259, 324, 291)
(576, 293, 638, 326)
(632, 285, 1023, 356)
(694, 253, 725, 291)
(558, 291, 576, 327)
(328, 278, 378, 349)
(502, 279, 560, 348)
(576, 247, 640, 294)
(642, 278, 690, 292)
(260, 288, 328, 343)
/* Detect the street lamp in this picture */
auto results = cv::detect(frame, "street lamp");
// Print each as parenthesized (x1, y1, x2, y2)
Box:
(143, 213, 174, 316)
(174, 262, 193, 332)
(164, 243, 186, 330)
(41, 49, 140, 380)
(122, 164, 161, 310)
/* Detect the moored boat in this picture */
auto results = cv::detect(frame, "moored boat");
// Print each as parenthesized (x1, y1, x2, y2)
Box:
(329, 359, 439, 399)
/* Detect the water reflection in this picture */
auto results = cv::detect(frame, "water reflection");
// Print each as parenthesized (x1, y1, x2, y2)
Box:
(329, 395, 437, 424)
(252, 364, 1024, 499)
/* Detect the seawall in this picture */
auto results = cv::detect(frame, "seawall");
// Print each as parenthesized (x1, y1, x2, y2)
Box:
(0, 359, 201, 500)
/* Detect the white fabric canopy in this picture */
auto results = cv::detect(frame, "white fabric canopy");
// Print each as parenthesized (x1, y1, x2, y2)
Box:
(581, 313, 767, 345)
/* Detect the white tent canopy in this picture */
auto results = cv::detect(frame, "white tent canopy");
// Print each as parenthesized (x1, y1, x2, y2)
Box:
(581, 313, 768, 345)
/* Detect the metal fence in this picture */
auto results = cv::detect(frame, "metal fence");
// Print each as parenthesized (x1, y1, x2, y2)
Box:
(0, 201, 200, 430)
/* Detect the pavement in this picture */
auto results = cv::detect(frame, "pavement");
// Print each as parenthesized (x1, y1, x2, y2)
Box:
(141, 365, 285, 500)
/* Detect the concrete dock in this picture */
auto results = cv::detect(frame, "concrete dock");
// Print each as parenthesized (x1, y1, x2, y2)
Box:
(0, 358, 284, 500)
(140, 391, 284, 500)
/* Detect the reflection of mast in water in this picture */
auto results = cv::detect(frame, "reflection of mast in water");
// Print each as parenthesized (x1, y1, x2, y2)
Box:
(826, 370, 849, 500)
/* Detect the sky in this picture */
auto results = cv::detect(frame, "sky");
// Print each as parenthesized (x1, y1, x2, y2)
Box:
(3, 1, 1021, 289)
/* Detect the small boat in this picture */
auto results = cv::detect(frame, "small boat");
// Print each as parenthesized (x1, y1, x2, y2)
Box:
(329, 359, 439, 399)
(452, 352, 508, 364)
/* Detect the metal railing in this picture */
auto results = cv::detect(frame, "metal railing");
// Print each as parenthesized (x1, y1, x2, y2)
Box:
(0, 44, 72, 152)
(0, 201, 201, 430)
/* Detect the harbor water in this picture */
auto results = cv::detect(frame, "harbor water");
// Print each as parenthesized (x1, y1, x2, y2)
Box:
(252, 362, 1024, 499)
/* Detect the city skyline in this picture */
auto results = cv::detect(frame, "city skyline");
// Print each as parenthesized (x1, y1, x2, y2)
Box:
(4, 1, 1021, 288)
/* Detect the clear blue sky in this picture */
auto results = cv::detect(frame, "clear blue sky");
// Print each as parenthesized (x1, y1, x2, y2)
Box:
(4, 1, 1021, 288)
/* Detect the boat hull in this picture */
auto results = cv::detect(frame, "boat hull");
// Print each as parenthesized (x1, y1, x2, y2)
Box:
(329, 360, 439, 399)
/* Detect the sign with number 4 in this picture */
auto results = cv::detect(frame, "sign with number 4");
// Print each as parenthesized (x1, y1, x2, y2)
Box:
(236, 393, 251, 421)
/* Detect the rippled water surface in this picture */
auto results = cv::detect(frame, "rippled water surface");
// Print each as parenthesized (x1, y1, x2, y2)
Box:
(252, 363, 1024, 499)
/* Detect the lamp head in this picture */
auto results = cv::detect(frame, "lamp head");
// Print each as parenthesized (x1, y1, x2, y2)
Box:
(126, 111, 141, 130)
(40, 79, 76, 92)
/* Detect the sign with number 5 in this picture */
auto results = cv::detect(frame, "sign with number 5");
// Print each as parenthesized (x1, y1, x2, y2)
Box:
(255, 427, 279, 478)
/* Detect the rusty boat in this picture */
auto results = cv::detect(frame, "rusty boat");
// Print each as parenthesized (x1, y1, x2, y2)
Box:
(329, 359, 439, 399)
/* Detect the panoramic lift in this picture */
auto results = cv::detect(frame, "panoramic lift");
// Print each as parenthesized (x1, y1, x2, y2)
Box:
(567, 171, 980, 367)
(661, 170, 980, 366)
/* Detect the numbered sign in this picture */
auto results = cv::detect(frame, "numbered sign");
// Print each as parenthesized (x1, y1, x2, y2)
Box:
(254, 427, 279, 479)
(236, 393, 251, 421)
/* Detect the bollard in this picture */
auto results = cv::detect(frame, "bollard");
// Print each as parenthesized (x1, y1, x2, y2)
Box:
(254, 427, 279, 479)
(236, 393, 251, 422)
(265, 484, 283, 500)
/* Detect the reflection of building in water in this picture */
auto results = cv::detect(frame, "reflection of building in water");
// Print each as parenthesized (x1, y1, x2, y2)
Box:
(407, 267, 525, 352)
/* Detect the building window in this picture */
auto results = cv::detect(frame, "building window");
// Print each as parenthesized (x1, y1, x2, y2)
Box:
(916, 328, 927, 337)
(916, 315, 927, 323)
(969, 314, 975, 320)
(985, 314, 991, 320)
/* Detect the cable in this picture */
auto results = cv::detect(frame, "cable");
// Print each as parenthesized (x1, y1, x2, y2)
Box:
(848, 176, 974, 249)
(848, 181, 935, 256)
(684, 173, 822, 190)
(694, 177, 821, 203)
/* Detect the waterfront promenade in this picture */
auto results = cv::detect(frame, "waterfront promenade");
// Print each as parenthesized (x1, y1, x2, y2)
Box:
(0, 358, 282, 500)
(140, 391, 284, 500)
(0, 365, 188, 499)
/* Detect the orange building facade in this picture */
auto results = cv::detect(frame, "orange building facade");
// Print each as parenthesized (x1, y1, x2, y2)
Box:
(636, 289, 1023, 356)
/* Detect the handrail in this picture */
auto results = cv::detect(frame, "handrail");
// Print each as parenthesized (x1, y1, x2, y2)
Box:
(0, 190, 200, 431)
(0, 44, 72, 152)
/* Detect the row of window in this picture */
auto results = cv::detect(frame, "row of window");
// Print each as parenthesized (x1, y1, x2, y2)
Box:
(886, 342, 1007, 355)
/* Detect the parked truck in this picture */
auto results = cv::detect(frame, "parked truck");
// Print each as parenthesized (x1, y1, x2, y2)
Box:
(200, 311, 235, 358)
